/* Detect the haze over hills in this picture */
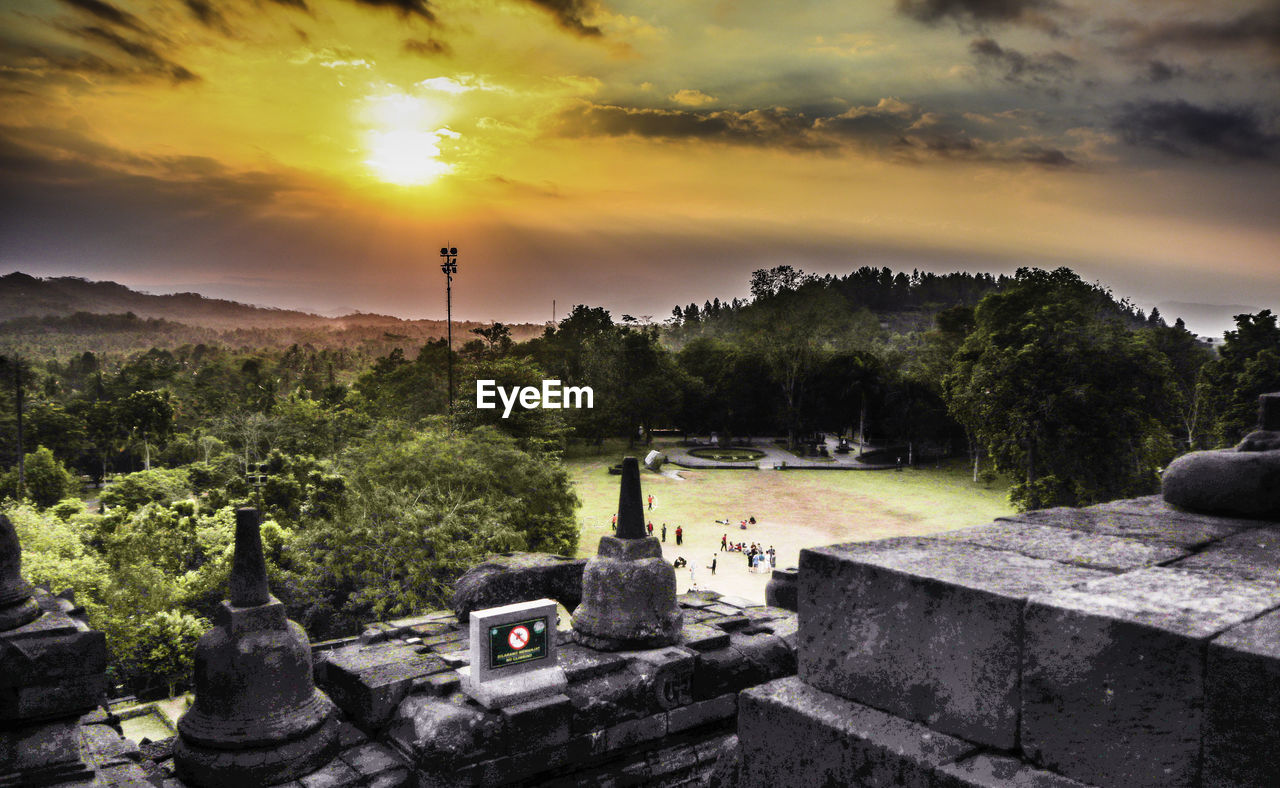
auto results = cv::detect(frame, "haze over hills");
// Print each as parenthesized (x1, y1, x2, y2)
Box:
(0, 272, 546, 356)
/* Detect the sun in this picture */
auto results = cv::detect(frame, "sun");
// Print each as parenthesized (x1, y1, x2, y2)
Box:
(365, 129, 453, 185)
(361, 93, 455, 186)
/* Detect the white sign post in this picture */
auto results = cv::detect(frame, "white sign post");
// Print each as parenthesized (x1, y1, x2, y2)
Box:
(459, 598, 567, 709)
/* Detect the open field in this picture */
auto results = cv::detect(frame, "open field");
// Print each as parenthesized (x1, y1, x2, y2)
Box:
(566, 445, 1015, 603)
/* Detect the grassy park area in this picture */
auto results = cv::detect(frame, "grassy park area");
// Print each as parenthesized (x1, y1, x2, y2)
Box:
(566, 445, 1015, 603)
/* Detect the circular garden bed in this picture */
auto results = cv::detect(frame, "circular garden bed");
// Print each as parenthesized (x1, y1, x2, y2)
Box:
(687, 447, 766, 462)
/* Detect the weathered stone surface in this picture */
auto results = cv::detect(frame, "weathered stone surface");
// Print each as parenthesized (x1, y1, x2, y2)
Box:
(1204, 607, 1280, 788)
(667, 693, 737, 733)
(799, 538, 1107, 749)
(1001, 505, 1252, 549)
(1171, 524, 1280, 585)
(764, 567, 798, 611)
(605, 713, 666, 751)
(499, 693, 572, 753)
(385, 694, 503, 771)
(680, 622, 729, 652)
(175, 509, 340, 788)
(738, 676, 977, 788)
(934, 754, 1094, 788)
(297, 756, 361, 788)
(0, 513, 40, 632)
(1023, 567, 1280, 788)
(704, 735, 740, 788)
(563, 668, 647, 733)
(1162, 448, 1280, 518)
(933, 520, 1185, 572)
(450, 552, 586, 623)
(627, 646, 696, 712)
(322, 650, 447, 730)
(555, 643, 628, 682)
(571, 535, 683, 651)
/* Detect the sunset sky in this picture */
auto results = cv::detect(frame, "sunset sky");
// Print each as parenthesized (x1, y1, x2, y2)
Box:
(1, 0, 1277, 330)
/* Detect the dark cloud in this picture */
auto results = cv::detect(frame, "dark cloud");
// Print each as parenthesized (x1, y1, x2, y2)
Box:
(559, 100, 1076, 167)
(58, 0, 149, 35)
(348, 0, 436, 23)
(897, 0, 1059, 30)
(1132, 3, 1280, 56)
(182, 0, 232, 33)
(403, 37, 451, 56)
(267, 0, 311, 12)
(1141, 60, 1182, 83)
(75, 26, 198, 82)
(970, 37, 1076, 94)
(1113, 100, 1280, 162)
(525, 0, 602, 37)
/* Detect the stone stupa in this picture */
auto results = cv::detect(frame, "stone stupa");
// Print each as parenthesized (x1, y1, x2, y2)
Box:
(1163, 391, 1280, 518)
(1, 513, 106, 786)
(174, 507, 340, 787)
(572, 456, 683, 650)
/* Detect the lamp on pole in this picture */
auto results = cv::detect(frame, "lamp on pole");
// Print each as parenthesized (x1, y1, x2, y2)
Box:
(439, 246, 458, 413)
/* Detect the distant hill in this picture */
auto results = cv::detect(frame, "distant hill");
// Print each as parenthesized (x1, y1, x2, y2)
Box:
(0, 272, 336, 329)
(0, 272, 545, 356)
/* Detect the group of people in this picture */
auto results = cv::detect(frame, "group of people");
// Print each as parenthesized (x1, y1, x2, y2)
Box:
(718, 535, 776, 571)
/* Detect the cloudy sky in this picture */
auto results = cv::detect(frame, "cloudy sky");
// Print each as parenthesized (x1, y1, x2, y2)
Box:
(1, 0, 1277, 330)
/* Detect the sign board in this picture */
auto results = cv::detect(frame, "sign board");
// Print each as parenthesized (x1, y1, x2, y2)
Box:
(488, 616, 548, 669)
(461, 598, 566, 708)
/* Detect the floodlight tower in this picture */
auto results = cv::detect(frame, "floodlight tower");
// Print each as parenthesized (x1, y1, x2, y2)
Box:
(440, 246, 458, 413)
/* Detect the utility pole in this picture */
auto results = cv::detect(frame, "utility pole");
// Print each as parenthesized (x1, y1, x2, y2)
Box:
(439, 246, 459, 413)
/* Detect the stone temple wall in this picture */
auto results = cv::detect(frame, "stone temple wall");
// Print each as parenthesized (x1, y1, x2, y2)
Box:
(731, 494, 1280, 788)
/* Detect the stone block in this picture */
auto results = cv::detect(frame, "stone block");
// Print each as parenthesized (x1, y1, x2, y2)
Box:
(1204, 607, 1280, 787)
(627, 645, 696, 711)
(452, 552, 585, 622)
(322, 647, 447, 730)
(680, 622, 729, 652)
(933, 520, 1185, 571)
(737, 676, 977, 788)
(934, 753, 1094, 787)
(764, 567, 798, 611)
(1002, 503, 1255, 550)
(414, 672, 460, 698)
(298, 757, 362, 788)
(666, 692, 737, 733)
(499, 693, 571, 752)
(605, 713, 666, 751)
(1172, 525, 1280, 585)
(340, 741, 407, 777)
(564, 668, 647, 733)
(557, 643, 628, 682)
(799, 538, 1107, 749)
(1023, 567, 1280, 788)
(384, 695, 503, 771)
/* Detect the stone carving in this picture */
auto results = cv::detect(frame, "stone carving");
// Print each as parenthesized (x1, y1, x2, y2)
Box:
(1, 513, 107, 786)
(451, 552, 586, 623)
(174, 508, 340, 787)
(0, 513, 40, 631)
(1163, 392, 1280, 518)
(571, 457, 683, 650)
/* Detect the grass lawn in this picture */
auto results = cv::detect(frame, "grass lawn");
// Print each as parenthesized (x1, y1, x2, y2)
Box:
(565, 441, 1014, 603)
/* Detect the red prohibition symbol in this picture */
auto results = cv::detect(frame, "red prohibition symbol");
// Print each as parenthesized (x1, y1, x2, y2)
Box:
(507, 625, 530, 650)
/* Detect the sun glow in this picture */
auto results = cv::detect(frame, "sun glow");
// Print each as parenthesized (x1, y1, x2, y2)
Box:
(361, 92, 456, 186)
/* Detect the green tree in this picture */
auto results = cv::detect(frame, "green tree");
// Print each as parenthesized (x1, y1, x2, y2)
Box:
(295, 422, 578, 633)
(3, 447, 76, 507)
(120, 390, 174, 470)
(132, 610, 209, 697)
(1199, 310, 1280, 446)
(945, 268, 1175, 510)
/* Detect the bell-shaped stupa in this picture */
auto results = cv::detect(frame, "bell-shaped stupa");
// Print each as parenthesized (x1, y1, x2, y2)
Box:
(572, 457, 683, 650)
(174, 508, 339, 787)
(0, 513, 40, 632)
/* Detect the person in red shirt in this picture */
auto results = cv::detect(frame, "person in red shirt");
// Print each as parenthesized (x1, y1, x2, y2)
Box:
(675, 525, 683, 545)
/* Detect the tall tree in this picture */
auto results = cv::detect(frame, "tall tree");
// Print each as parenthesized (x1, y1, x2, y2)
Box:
(945, 268, 1176, 510)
